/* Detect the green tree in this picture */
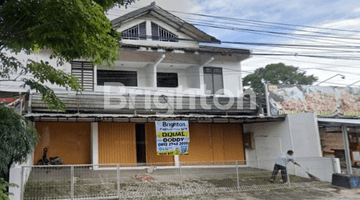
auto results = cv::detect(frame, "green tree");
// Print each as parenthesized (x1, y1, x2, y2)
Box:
(0, 0, 134, 109)
(0, 105, 39, 189)
(0, 0, 135, 196)
(243, 63, 318, 94)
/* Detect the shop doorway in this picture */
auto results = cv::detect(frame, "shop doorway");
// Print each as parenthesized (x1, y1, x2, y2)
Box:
(136, 124, 146, 165)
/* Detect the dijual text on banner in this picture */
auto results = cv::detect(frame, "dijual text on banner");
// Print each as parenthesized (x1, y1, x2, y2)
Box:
(155, 121, 189, 155)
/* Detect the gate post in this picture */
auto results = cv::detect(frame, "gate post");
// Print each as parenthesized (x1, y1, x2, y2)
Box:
(179, 163, 183, 192)
(71, 166, 74, 200)
(236, 160, 240, 190)
(117, 164, 120, 199)
(287, 171, 291, 188)
(20, 166, 24, 200)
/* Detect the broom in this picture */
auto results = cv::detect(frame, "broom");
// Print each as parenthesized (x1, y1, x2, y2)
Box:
(297, 165, 321, 181)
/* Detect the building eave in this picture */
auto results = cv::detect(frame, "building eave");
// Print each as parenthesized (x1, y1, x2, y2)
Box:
(119, 43, 251, 58)
(26, 113, 285, 124)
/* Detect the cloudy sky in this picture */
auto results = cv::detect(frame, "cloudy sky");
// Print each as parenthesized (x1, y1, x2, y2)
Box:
(108, 0, 360, 87)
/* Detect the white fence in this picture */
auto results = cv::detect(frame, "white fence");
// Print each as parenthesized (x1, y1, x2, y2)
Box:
(16, 159, 333, 200)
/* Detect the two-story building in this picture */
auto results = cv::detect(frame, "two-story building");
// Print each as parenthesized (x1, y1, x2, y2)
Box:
(6, 4, 342, 200)
(26, 2, 285, 167)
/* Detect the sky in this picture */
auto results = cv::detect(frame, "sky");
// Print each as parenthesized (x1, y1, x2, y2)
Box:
(107, 0, 360, 87)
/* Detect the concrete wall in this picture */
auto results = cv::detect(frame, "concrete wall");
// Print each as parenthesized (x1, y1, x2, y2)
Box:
(288, 113, 322, 158)
(94, 60, 243, 97)
(244, 113, 337, 182)
(9, 151, 34, 200)
(294, 157, 340, 182)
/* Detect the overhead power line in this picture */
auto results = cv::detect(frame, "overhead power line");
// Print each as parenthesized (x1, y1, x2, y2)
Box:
(105, 6, 360, 75)
(107, 8, 360, 37)
(165, 9, 360, 34)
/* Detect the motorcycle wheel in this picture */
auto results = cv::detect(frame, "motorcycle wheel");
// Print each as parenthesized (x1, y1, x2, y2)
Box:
(36, 160, 45, 165)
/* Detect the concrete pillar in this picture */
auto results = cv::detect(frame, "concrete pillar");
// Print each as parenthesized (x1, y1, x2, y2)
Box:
(238, 61, 243, 96)
(9, 167, 22, 200)
(332, 158, 341, 174)
(94, 65, 97, 86)
(146, 54, 165, 88)
(146, 20, 151, 40)
(342, 126, 353, 174)
(91, 122, 99, 166)
(174, 155, 180, 167)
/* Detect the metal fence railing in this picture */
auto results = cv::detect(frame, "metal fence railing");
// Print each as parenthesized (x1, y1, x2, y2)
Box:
(21, 159, 330, 200)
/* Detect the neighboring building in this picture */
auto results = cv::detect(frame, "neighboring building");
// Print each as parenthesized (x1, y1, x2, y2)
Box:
(266, 84, 360, 174)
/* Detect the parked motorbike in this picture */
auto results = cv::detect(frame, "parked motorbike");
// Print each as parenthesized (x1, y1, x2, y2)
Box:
(36, 147, 63, 165)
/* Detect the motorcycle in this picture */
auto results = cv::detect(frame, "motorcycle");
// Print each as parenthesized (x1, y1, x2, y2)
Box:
(36, 147, 63, 165)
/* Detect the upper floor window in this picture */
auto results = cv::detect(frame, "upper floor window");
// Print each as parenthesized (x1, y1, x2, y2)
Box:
(97, 70, 137, 86)
(157, 72, 178, 87)
(121, 22, 146, 40)
(151, 22, 178, 42)
(204, 67, 223, 94)
(71, 61, 94, 91)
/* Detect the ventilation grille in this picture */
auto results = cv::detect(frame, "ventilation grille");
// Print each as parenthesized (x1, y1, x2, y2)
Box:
(71, 61, 94, 91)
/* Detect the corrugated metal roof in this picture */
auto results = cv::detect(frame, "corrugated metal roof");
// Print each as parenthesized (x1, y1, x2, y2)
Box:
(31, 92, 257, 115)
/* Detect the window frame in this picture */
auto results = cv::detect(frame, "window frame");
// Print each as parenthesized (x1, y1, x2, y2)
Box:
(71, 61, 94, 91)
(151, 22, 179, 42)
(121, 22, 146, 40)
(203, 67, 224, 94)
(157, 72, 179, 88)
(97, 70, 138, 87)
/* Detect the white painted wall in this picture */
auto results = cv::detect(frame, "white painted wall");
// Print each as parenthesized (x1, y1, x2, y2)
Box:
(244, 113, 338, 182)
(288, 113, 322, 158)
(3, 14, 249, 105)
(94, 59, 244, 97)
(9, 151, 34, 200)
(202, 60, 243, 97)
(5, 20, 246, 98)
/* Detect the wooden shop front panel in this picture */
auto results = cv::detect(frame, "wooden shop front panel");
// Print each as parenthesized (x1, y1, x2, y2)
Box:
(34, 122, 91, 165)
(179, 123, 244, 165)
(98, 123, 136, 166)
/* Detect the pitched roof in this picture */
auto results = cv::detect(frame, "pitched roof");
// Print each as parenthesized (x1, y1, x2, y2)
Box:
(111, 2, 220, 44)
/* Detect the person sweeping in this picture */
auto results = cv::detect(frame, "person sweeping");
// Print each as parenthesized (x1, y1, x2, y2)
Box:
(270, 150, 300, 183)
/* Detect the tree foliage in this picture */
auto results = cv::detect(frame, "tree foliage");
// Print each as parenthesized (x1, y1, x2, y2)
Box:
(0, 105, 39, 173)
(0, 177, 17, 200)
(243, 63, 318, 94)
(0, 0, 134, 109)
(0, 0, 135, 192)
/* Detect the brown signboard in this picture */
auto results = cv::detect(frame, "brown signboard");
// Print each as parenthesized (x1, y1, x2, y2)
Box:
(267, 85, 360, 117)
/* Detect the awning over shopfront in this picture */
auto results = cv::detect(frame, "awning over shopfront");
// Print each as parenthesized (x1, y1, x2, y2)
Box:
(318, 118, 360, 126)
(25, 113, 285, 124)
